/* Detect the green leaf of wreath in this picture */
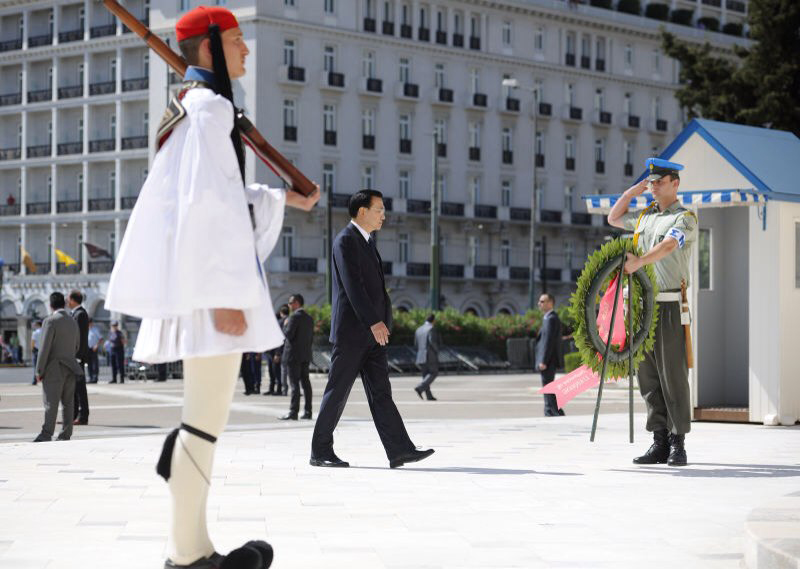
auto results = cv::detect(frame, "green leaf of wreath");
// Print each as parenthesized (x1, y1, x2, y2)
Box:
(568, 238, 659, 380)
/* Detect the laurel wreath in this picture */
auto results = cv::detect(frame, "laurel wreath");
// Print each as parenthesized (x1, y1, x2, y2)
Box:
(568, 238, 659, 380)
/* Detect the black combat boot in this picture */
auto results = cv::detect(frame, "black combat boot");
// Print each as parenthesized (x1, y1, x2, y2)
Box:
(633, 429, 670, 464)
(667, 433, 687, 467)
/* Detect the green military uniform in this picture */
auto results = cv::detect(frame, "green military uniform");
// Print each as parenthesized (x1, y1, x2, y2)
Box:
(620, 196, 697, 435)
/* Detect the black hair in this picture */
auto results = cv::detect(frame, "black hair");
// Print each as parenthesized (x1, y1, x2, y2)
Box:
(69, 289, 83, 304)
(348, 189, 384, 218)
(208, 24, 246, 185)
(289, 293, 305, 307)
(279, 304, 290, 316)
(49, 292, 66, 310)
(540, 293, 555, 305)
(426, 314, 435, 323)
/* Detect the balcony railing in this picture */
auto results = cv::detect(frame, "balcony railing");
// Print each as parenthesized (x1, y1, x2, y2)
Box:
(656, 119, 668, 132)
(89, 261, 114, 274)
(407, 262, 430, 277)
(287, 66, 305, 82)
(0, 38, 22, 52)
(58, 85, 83, 99)
(362, 134, 375, 150)
(510, 267, 530, 280)
(399, 139, 412, 154)
(382, 21, 395, 35)
(581, 56, 591, 69)
(441, 264, 464, 278)
(505, 98, 520, 112)
(441, 202, 464, 216)
(502, 150, 513, 165)
(402, 83, 419, 98)
(565, 157, 575, 171)
(366, 78, 382, 93)
(0, 204, 20, 216)
(34, 262, 52, 274)
(0, 147, 21, 160)
(122, 77, 148, 91)
(324, 130, 337, 146)
(284, 125, 297, 142)
(595, 160, 605, 174)
(596, 60, 606, 72)
(469, 147, 481, 161)
(326, 72, 345, 88)
(27, 89, 52, 102)
(121, 196, 138, 209)
(290, 257, 318, 273)
(57, 200, 82, 213)
(599, 111, 612, 124)
(418, 27, 430, 41)
(0, 93, 21, 106)
(56, 264, 80, 275)
(624, 163, 634, 177)
(569, 106, 583, 120)
(474, 265, 497, 279)
(90, 24, 116, 38)
(58, 28, 84, 43)
(565, 53, 576, 66)
(26, 201, 51, 214)
(628, 115, 640, 128)
(540, 210, 562, 223)
(727, 0, 746, 11)
(435, 143, 446, 158)
(535, 154, 545, 168)
(400, 24, 412, 38)
(469, 36, 480, 50)
(472, 93, 487, 107)
(363, 17, 376, 32)
(453, 33, 464, 47)
(28, 34, 53, 47)
(572, 212, 592, 225)
(89, 198, 114, 211)
(474, 204, 498, 219)
(438, 88, 453, 103)
(122, 136, 147, 150)
(382, 261, 393, 275)
(539, 102, 552, 116)
(436, 30, 447, 44)
(510, 207, 531, 221)
(89, 139, 115, 153)
(407, 199, 430, 214)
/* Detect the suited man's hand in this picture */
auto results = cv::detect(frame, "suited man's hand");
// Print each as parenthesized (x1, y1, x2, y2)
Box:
(538, 363, 547, 371)
(371, 322, 390, 346)
(213, 309, 247, 336)
(36, 375, 43, 383)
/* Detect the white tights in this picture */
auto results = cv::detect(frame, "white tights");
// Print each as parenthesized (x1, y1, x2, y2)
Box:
(167, 353, 241, 565)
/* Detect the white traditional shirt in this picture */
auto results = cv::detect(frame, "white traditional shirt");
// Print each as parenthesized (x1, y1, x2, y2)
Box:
(106, 86, 286, 363)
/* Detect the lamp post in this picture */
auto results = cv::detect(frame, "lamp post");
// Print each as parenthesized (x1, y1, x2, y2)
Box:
(501, 77, 538, 311)
(429, 131, 441, 311)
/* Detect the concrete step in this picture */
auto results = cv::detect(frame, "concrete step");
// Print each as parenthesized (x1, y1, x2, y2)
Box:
(745, 494, 800, 569)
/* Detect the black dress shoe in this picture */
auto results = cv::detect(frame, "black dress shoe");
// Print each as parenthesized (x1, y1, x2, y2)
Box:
(390, 448, 435, 469)
(32, 434, 51, 442)
(414, 386, 424, 400)
(279, 413, 298, 421)
(300, 412, 312, 420)
(425, 393, 437, 401)
(309, 454, 349, 467)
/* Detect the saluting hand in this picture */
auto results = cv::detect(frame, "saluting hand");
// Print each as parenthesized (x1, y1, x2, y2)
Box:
(371, 321, 390, 346)
(626, 179, 649, 197)
(213, 309, 248, 336)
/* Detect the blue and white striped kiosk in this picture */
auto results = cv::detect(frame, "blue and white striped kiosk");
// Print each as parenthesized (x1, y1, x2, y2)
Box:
(583, 119, 800, 427)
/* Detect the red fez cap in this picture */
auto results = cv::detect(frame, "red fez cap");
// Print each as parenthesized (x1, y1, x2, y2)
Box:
(176, 6, 239, 41)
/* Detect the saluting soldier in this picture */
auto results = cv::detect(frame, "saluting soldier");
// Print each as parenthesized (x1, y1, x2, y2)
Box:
(608, 158, 697, 467)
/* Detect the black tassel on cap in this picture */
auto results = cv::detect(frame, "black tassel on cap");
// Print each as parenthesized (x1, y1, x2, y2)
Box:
(208, 23, 246, 185)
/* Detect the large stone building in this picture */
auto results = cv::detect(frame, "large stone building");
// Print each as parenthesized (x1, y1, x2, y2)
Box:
(0, 0, 748, 357)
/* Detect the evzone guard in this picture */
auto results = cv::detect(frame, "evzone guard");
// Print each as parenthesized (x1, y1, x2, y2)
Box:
(106, 6, 319, 568)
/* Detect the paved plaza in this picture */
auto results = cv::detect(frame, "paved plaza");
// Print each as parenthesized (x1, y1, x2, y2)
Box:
(0, 369, 798, 568)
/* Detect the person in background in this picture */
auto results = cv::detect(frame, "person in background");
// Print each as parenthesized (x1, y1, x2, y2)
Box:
(68, 290, 90, 425)
(413, 314, 441, 401)
(108, 321, 126, 384)
(279, 294, 314, 421)
(86, 319, 101, 384)
(31, 321, 43, 386)
(535, 293, 565, 417)
(277, 304, 290, 396)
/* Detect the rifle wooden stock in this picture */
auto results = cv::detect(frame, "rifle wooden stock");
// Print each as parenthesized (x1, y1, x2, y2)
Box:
(102, 0, 316, 196)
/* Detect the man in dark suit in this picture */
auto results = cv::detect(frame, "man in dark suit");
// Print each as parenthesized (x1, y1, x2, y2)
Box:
(536, 293, 565, 417)
(68, 289, 90, 425)
(280, 293, 314, 421)
(414, 314, 440, 401)
(311, 190, 434, 468)
(34, 292, 82, 442)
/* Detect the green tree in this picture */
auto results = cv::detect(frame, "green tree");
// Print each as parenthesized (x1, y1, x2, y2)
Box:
(662, 0, 800, 136)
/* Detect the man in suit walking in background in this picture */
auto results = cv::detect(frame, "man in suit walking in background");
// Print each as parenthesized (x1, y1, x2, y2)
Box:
(536, 293, 565, 417)
(34, 292, 82, 442)
(414, 314, 440, 401)
(280, 293, 314, 421)
(311, 190, 434, 469)
(68, 290, 90, 425)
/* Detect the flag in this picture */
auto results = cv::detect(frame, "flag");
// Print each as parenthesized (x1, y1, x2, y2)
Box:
(83, 242, 113, 260)
(55, 249, 78, 266)
(21, 247, 36, 274)
(597, 274, 627, 350)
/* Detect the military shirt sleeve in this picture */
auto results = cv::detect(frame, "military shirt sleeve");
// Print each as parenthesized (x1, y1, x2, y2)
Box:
(664, 211, 697, 249)
(618, 210, 641, 232)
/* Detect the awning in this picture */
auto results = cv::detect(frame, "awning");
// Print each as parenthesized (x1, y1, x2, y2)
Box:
(583, 189, 766, 214)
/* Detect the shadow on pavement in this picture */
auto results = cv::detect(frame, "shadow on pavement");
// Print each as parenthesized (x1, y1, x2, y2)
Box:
(610, 463, 800, 478)
(349, 465, 582, 476)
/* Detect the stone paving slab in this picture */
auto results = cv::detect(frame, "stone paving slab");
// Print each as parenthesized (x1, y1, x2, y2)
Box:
(0, 413, 798, 568)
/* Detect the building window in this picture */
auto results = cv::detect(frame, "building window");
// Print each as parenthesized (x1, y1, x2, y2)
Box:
(281, 226, 294, 257)
(535, 131, 544, 156)
(565, 83, 575, 106)
(501, 239, 510, 267)
(595, 88, 604, 112)
(653, 49, 661, 74)
(699, 228, 712, 290)
(284, 0, 295, 5)
(566, 32, 576, 65)
(434, 63, 445, 88)
(401, 3, 410, 25)
(436, 9, 445, 31)
(436, 173, 446, 199)
(399, 58, 410, 83)
(434, 118, 446, 145)
(109, 170, 116, 194)
(469, 68, 480, 93)
(501, 180, 512, 207)
(362, 108, 375, 136)
(653, 96, 662, 120)
(624, 92, 632, 115)
(399, 114, 411, 140)
(180, 0, 190, 12)
(469, 121, 480, 148)
(595, 139, 605, 163)
(283, 40, 296, 66)
(534, 27, 544, 51)
(624, 44, 633, 70)
(323, 45, 336, 72)
(502, 21, 512, 46)
(322, 163, 335, 196)
(469, 235, 480, 265)
(470, 176, 481, 204)
(624, 140, 633, 165)
(384, 1, 395, 23)
(362, 166, 374, 189)
(535, 184, 543, 214)
(398, 170, 410, 198)
(325, 0, 335, 14)
(362, 51, 375, 77)
(501, 127, 513, 152)
(453, 12, 462, 34)
(283, 99, 296, 140)
(565, 135, 575, 159)
(565, 241, 574, 269)
(110, 114, 116, 139)
(398, 233, 409, 263)
(470, 15, 479, 37)
(564, 186, 574, 211)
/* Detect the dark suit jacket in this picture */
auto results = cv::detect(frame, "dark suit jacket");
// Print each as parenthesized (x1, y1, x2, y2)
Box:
(283, 308, 314, 363)
(72, 305, 90, 363)
(414, 322, 440, 365)
(329, 223, 392, 346)
(36, 309, 82, 381)
(535, 311, 564, 370)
